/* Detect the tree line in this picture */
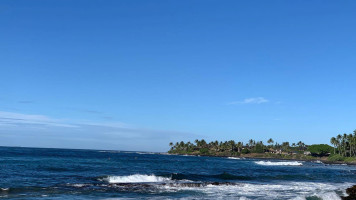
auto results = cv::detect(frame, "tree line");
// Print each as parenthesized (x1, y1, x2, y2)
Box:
(169, 130, 356, 160)
(330, 130, 356, 157)
(168, 138, 307, 156)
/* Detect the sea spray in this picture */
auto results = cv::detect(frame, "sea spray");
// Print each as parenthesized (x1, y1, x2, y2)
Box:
(227, 157, 241, 160)
(101, 174, 171, 183)
(254, 161, 303, 166)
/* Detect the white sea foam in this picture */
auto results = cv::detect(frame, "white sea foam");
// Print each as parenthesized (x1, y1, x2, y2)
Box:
(238, 197, 251, 200)
(136, 152, 156, 155)
(102, 174, 171, 183)
(316, 192, 342, 200)
(227, 157, 240, 160)
(290, 197, 306, 200)
(159, 181, 352, 200)
(84, 179, 352, 200)
(314, 160, 324, 164)
(255, 161, 303, 166)
(72, 184, 89, 187)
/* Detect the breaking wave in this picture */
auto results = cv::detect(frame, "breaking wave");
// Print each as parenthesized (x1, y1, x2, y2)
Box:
(158, 181, 351, 200)
(3, 181, 351, 200)
(93, 174, 352, 199)
(255, 161, 303, 166)
(100, 174, 171, 183)
(227, 157, 240, 160)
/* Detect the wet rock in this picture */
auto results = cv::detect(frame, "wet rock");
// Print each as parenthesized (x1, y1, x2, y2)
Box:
(342, 185, 356, 200)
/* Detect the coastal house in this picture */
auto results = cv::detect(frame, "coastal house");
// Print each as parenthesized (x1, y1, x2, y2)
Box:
(266, 148, 282, 154)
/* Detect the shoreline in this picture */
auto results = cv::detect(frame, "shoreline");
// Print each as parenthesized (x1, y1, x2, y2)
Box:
(167, 152, 356, 165)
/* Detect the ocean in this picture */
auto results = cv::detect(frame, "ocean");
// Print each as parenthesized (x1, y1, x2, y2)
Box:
(0, 146, 355, 200)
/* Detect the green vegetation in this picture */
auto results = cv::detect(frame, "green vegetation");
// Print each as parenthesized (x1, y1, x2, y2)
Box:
(328, 154, 356, 162)
(308, 144, 333, 157)
(168, 138, 307, 157)
(168, 130, 356, 164)
(330, 130, 356, 157)
(328, 154, 345, 162)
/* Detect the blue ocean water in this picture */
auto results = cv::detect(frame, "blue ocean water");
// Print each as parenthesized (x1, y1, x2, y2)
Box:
(0, 147, 355, 200)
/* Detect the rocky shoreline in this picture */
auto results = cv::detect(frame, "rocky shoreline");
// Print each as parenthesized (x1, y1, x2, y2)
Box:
(167, 153, 356, 165)
(169, 152, 356, 199)
(342, 185, 356, 200)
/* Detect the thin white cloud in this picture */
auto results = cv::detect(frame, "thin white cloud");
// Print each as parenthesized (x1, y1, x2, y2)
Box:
(228, 97, 269, 105)
(0, 111, 78, 128)
(0, 111, 134, 129)
(0, 110, 198, 151)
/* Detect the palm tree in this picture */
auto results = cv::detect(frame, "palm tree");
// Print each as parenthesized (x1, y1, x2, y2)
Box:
(352, 132, 356, 157)
(237, 142, 242, 153)
(194, 139, 200, 148)
(267, 138, 274, 148)
(297, 141, 304, 151)
(347, 134, 353, 157)
(297, 141, 302, 150)
(169, 142, 174, 150)
(343, 133, 348, 157)
(282, 142, 290, 152)
(248, 139, 254, 150)
(229, 140, 236, 152)
(330, 137, 337, 154)
(200, 139, 207, 148)
(337, 134, 342, 155)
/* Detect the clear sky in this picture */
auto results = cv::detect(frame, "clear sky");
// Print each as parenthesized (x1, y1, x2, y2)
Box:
(1, 0, 356, 152)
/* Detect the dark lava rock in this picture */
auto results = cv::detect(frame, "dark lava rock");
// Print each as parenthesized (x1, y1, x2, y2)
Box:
(342, 185, 356, 200)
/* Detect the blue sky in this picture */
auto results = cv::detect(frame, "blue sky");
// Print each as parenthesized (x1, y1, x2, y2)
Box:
(1, 0, 356, 152)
